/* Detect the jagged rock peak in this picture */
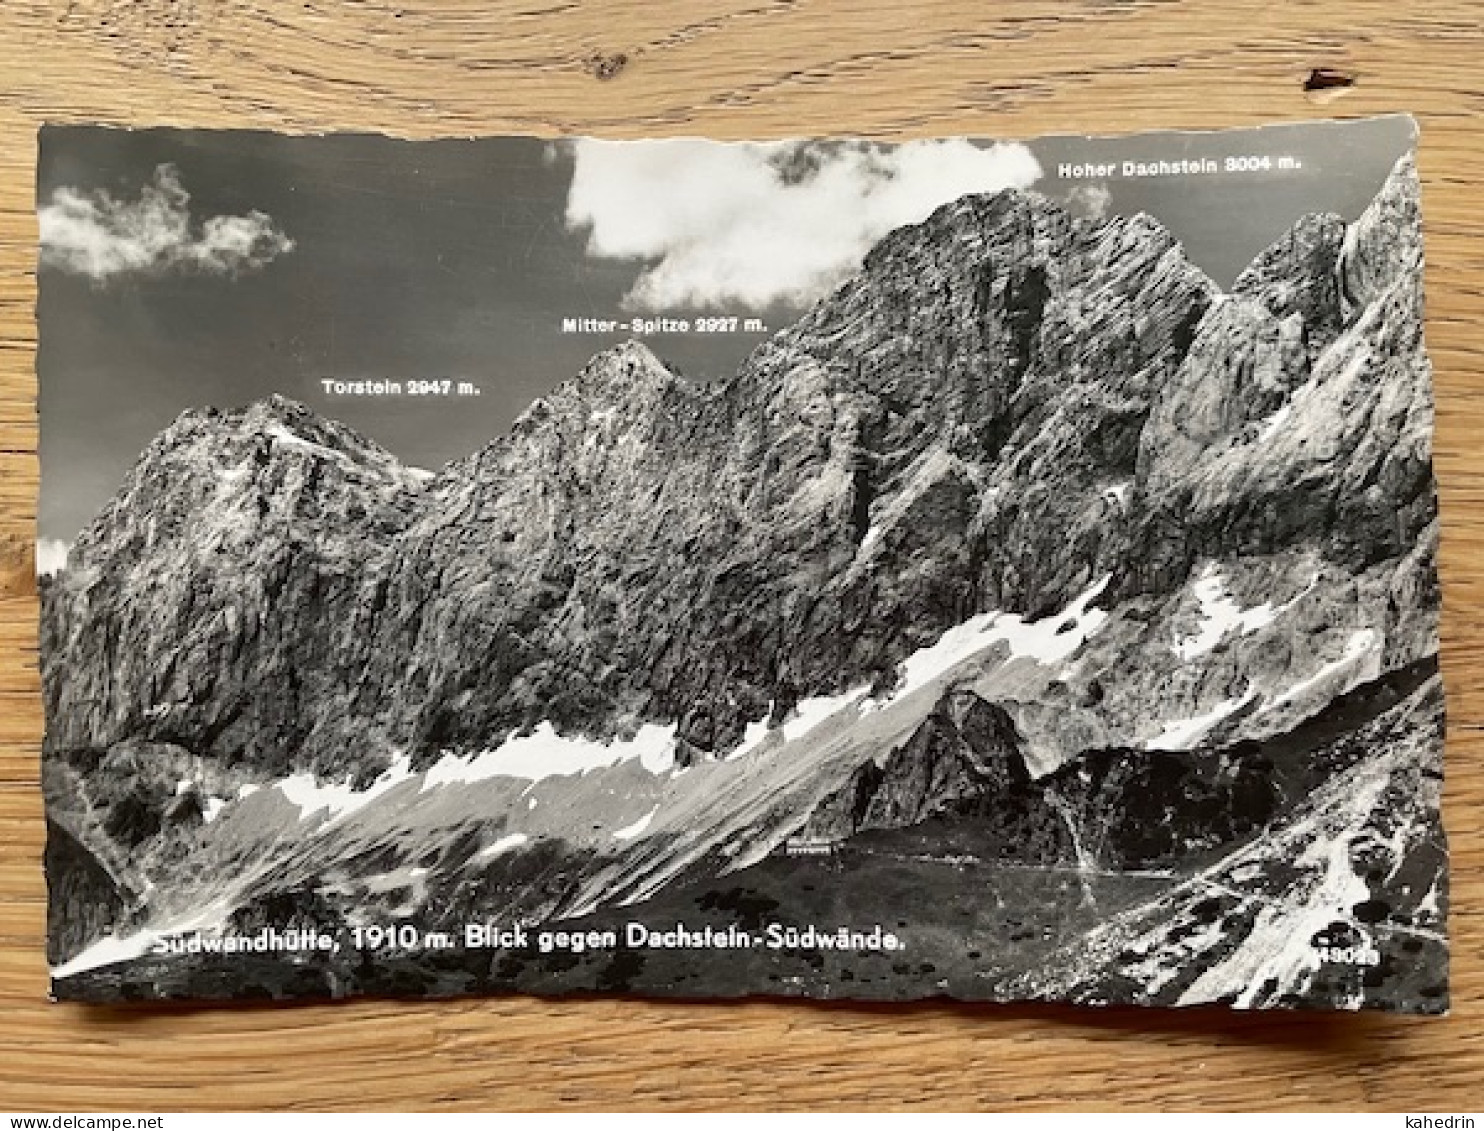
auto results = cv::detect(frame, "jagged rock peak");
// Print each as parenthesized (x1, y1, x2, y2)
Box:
(66, 390, 424, 572)
(1229, 212, 1347, 364)
(1085, 209, 1185, 254)
(512, 338, 691, 435)
(873, 185, 1064, 244)
(914, 187, 1191, 266)
(574, 339, 679, 390)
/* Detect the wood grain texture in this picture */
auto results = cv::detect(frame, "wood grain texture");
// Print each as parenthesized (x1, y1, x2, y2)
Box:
(1, 0, 1482, 1112)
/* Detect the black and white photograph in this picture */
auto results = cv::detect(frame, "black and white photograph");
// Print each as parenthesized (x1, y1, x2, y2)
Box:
(36, 115, 1447, 1012)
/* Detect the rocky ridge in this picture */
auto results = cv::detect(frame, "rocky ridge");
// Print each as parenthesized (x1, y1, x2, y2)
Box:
(41, 153, 1446, 1010)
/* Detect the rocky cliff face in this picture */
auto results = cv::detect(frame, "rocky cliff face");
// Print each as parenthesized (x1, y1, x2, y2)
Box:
(44, 819, 131, 965)
(801, 693, 1032, 841)
(42, 153, 1445, 1010)
(42, 397, 425, 781)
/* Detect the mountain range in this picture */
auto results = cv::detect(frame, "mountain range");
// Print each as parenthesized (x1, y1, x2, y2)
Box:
(41, 152, 1447, 1011)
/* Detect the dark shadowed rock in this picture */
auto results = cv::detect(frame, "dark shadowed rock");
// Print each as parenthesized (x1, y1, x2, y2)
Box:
(801, 693, 1030, 839)
(45, 819, 131, 965)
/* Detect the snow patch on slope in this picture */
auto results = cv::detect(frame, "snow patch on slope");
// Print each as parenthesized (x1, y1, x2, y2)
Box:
(885, 573, 1112, 698)
(176, 780, 228, 823)
(783, 689, 864, 743)
(1256, 403, 1292, 444)
(724, 575, 1113, 759)
(479, 833, 530, 859)
(277, 755, 415, 825)
(1145, 690, 1256, 751)
(423, 722, 677, 789)
(725, 715, 775, 762)
(1260, 630, 1378, 715)
(1173, 565, 1280, 661)
(613, 806, 659, 842)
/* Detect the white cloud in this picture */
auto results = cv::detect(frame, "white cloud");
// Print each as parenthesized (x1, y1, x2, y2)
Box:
(1066, 183, 1113, 220)
(559, 138, 1042, 311)
(36, 538, 70, 577)
(39, 164, 294, 282)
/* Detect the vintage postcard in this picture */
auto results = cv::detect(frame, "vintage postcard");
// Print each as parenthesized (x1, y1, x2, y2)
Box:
(37, 116, 1447, 1011)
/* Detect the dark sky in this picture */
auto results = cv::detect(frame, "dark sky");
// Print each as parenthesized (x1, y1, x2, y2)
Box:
(37, 116, 1415, 544)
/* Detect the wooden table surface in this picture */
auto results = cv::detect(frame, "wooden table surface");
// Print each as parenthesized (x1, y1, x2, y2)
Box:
(2, 0, 1483, 1112)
